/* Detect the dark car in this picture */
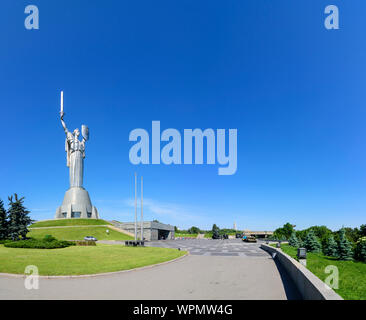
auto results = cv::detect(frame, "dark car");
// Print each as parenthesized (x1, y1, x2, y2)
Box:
(235, 233, 243, 238)
(84, 236, 97, 241)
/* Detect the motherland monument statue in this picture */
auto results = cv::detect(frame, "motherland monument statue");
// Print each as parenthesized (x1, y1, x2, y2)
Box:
(55, 91, 99, 219)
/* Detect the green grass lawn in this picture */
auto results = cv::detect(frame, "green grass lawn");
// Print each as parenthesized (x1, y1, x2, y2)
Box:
(30, 219, 111, 228)
(0, 244, 186, 275)
(175, 233, 198, 238)
(275, 244, 366, 300)
(28, 226, 133, 241)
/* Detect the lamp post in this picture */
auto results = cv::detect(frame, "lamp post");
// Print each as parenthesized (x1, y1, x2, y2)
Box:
(297, 247, 307, 267)
(140, 176, 143, 241)
(134, 172, 137, 241)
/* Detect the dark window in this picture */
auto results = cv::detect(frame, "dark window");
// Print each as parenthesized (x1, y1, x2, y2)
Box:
(71, 212, 81, 218)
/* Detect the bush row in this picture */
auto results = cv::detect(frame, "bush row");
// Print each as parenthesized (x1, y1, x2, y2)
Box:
(3, 235, 75, 249)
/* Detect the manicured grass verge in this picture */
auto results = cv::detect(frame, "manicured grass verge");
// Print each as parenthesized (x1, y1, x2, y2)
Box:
(30, 219, 111, 228)
(28, 226, 133, 241)
(0, 244, 186, 276)
(274, 244, 366, 300)
(175, 233, 198, 238)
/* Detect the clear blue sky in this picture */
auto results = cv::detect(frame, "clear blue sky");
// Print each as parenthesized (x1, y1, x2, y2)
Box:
(1, 1, 365, 231)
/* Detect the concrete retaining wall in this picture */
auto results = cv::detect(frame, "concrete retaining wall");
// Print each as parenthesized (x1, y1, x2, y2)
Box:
(261, 244, 343, 300)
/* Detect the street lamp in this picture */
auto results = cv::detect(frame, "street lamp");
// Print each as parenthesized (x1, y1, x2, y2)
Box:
(297, 247, 307, 267)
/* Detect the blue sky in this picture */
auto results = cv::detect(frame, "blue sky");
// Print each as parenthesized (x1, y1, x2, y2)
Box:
(1, 1, 365, 231)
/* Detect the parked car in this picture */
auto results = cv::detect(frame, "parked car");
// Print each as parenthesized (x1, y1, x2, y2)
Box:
(235, 233, 243, 238)
(84, 236, 97, 241)
(242, 235, 257, 243)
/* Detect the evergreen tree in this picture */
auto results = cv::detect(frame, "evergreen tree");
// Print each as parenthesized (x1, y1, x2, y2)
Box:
(288, 231, 299, 247)
(304, 229, 322, 253)
(338, 228, 353, 261)
(360, 224, 366, 237)
(355, 237, 366, 262)
(212, 224, 220, 239)
(7, 194, 33, 240)
(0, 199, 8, 240)
(324, 235, 338, 257)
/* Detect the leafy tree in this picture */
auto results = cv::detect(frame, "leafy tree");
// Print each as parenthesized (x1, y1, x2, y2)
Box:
(360, 225, 366, 237)
(188, 226, 200, 234)
(338, 228, 353, 261)
(355, 237, 366, 262)
(304, 229, 322, 253)
(324, 235, 338, 257)
(288, 231, 299, 247)
(7, 194, 33, 240)
(273, 223, 295, 240)
(0, 199, 8, 240)
(297, 226, 333, 247)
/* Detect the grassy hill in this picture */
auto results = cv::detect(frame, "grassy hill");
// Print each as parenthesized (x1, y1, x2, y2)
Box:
(30, 219, 111, 228)
(28, 219, 132, 241)
(28, 226, 133, 241)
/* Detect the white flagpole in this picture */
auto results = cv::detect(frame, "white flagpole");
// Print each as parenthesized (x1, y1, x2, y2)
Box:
(140, 176, 143, 240)
(134, 172, 137, 241)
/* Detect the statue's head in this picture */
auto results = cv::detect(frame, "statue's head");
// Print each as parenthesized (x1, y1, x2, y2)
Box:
(73, 128, 80, 138)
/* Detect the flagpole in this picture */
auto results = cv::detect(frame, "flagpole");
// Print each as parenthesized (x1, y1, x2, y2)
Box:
(140, 176, 143, 240)
(134, 172, 137, 241)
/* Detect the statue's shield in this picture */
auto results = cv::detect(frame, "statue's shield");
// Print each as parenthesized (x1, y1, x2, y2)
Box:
(82, 125, 89, 141)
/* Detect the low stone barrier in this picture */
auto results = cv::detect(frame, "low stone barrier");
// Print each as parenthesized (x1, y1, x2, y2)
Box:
(261, 244, 343, 300)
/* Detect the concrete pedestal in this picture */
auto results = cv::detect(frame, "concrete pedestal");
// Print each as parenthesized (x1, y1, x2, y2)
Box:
(55, 187, 99, 219)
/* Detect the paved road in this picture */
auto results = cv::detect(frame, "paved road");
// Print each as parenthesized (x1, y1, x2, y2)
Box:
(0, 240, 301, 300)
(146, 239, 269, 257)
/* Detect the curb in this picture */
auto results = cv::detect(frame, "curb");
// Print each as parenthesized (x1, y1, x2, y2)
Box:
(0, 252, 189, 279)
(261, 244, 343, 300)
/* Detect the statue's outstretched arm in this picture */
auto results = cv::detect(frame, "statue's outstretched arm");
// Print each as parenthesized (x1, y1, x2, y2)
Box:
(60, 113, 68, 134)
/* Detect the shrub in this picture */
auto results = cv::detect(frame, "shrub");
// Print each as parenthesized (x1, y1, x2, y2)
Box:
(355, 237, 366, 262)
(324, 235, 338, 257)
(4, 238, 74, 249)
(43, 234, 57, 242)
(0, 239, 13, 245)
(304, 230, 322, 253)
(288, 232, 300, 247)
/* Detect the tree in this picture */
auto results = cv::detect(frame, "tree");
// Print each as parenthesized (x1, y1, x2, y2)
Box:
(212, 224, 220, 239)
(360, 225, 366, 237)
(297, 226, 333, 247)
(7, 194, 33, 240)
(0, 199, 8, 240)
(273, 222, 295, 240)
(188, 226, 200, 234)
(338, 228, 353, 261)
(324, 235, 338, 257)
(288, 231, 299, 247)
(304, 229, 322, 253)
(355, 237, 366, 262)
